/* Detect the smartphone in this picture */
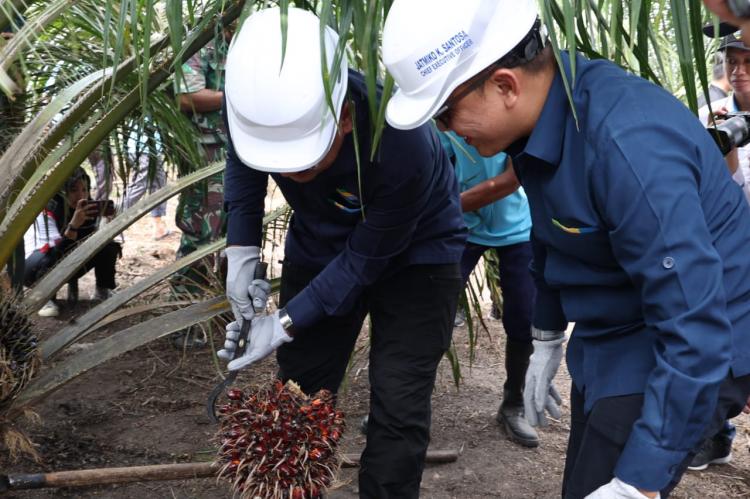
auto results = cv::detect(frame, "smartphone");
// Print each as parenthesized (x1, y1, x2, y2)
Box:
(87, 199, 116, 217)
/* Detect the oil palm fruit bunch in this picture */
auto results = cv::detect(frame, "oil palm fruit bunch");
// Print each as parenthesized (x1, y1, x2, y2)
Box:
(0, 294, 41, 459)
(216, 380, 345, 499)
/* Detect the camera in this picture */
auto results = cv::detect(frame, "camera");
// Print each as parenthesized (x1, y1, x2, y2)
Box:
(87, 199, 116, 217)
(707, 112, 750, 155)
(728, 0, 750, 18)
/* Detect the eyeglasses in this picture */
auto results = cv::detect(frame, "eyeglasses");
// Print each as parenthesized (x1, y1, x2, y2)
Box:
(433, 63, 500, 129)
(432, 18, 547, 130)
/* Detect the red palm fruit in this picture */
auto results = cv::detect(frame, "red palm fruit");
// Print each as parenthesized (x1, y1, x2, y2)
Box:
(308, 448, 322, 461)
(227, 388, 244, 401)
(215, 380, 345, 499)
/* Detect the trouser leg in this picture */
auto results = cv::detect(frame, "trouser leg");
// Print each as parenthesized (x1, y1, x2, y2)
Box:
(73, 242, 120, 290)
(494, 242, 535, 399)
(275, 259, 367, 395)
(149, 164, 168, 218)
(493, 243, 538, 445)
(90, 242, 120, 289)
(173, 167, 225, 291)
(502, 338, 532, 404)
(92, 157, 112, 201)
(23, 250, 59, 288)
(562, 385, 587, 497)
(562, 387, 645, 499)
(359, 263, 462, 499)
(175, 148, 226, 260)
(495, 242, 534, 345)
(124, 161, 149, 210)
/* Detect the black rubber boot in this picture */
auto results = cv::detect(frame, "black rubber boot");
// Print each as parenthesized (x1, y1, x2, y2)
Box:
(496, 338, 539, 448)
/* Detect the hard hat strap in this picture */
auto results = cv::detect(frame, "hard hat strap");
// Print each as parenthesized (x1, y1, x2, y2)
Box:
(495, 18, 548, 70)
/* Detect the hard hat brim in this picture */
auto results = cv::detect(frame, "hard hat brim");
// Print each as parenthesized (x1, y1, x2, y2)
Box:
(386, 85, 447, 130)
(227, 98, 339, 173)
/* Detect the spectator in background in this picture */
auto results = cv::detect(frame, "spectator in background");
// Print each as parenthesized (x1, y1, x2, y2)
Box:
(88, 143, 114, 204)
(697, 51, 731, 107)
(89, 136, 169, 240)
(122, 147, 169, 240)
(440, 131, 543, 449)
(699, 32, 750, 205)
(23, 167, 121, 317)
(170, 24, 232, 348)
(694, 30, 750, 473)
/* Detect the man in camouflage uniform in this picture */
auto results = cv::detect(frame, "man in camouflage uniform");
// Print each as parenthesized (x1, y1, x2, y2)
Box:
(171, 30, 231, 347)
(174, 32, 229, 260)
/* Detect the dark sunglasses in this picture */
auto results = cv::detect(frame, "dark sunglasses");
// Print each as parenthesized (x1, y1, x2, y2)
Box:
(433, 19, 547, 129)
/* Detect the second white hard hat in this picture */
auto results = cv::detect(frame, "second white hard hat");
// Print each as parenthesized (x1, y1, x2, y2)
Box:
(383, 0, 538, 130)
(225, 7, 348, 173)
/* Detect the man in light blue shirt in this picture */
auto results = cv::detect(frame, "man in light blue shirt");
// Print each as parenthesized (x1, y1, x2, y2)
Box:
(440, 131, 547, 448)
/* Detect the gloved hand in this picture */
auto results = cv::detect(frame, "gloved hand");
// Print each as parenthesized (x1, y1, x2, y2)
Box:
(225, 311, 293, 371)
(217, 321, 241, 361)
(524, 331, 565, 427)
(585, 477, 660, 499)
(248, 278, 271, 313)
(225, 246, 262, 323)
(218, 277, 272, 361)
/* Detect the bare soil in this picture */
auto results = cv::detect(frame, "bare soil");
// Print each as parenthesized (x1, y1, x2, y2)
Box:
(2, 202, 748, 498)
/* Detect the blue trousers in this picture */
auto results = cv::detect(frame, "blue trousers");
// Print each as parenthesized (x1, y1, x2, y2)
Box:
(459, 241, 534, 343)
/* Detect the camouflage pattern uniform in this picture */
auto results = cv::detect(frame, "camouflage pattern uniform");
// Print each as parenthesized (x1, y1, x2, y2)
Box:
(172, 38, 229, 289)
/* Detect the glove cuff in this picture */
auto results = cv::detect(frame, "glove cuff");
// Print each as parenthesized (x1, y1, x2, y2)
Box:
(225, 245, 261, 259)
(612, 477, 661, 499)
(531, 327, 565, 341)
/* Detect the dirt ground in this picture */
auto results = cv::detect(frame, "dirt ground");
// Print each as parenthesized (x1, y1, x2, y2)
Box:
(2, 201, 749, 499)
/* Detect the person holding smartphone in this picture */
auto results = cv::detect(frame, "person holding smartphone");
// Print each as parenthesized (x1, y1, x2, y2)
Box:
(23, 167, 121, 317)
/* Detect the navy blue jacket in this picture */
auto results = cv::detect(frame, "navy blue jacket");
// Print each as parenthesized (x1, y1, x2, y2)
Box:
(224, 71, 466, 329)
(509, 52, 750, 490)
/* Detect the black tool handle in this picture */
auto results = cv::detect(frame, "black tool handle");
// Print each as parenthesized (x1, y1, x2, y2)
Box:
(207, 261, 268, 423)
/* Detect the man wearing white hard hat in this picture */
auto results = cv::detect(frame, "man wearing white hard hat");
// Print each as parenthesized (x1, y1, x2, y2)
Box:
(383, 1, 750, 498)
(219, 7, 467, 498)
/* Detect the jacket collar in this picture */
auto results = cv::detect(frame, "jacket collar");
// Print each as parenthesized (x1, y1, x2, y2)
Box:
(507, 51, 573, 167)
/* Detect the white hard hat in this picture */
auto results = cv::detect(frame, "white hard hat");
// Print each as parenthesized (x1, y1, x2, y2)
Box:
(225, 7, 348, 172)
(383, 0, 539, 130)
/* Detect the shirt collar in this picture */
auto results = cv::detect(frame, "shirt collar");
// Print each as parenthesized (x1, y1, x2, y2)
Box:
(507, 51, 573, 167)
(730, 94, 740, 112)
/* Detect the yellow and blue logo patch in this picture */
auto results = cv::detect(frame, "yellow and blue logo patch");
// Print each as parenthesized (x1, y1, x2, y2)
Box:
(329, 188, 363, 214)
(551, 218, 598, 235)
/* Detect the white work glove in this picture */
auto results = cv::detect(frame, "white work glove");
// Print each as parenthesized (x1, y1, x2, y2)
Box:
(218, 281, 272, 362)
(225, 246, 268, 324)
(585, 478, 660, 499)
(524, 330, 565, 427)
(217, 321, 241, 361)
(226, 311, 293, 371)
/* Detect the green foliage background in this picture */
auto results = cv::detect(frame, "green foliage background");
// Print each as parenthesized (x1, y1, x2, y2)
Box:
(0, 0, 730, 432)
